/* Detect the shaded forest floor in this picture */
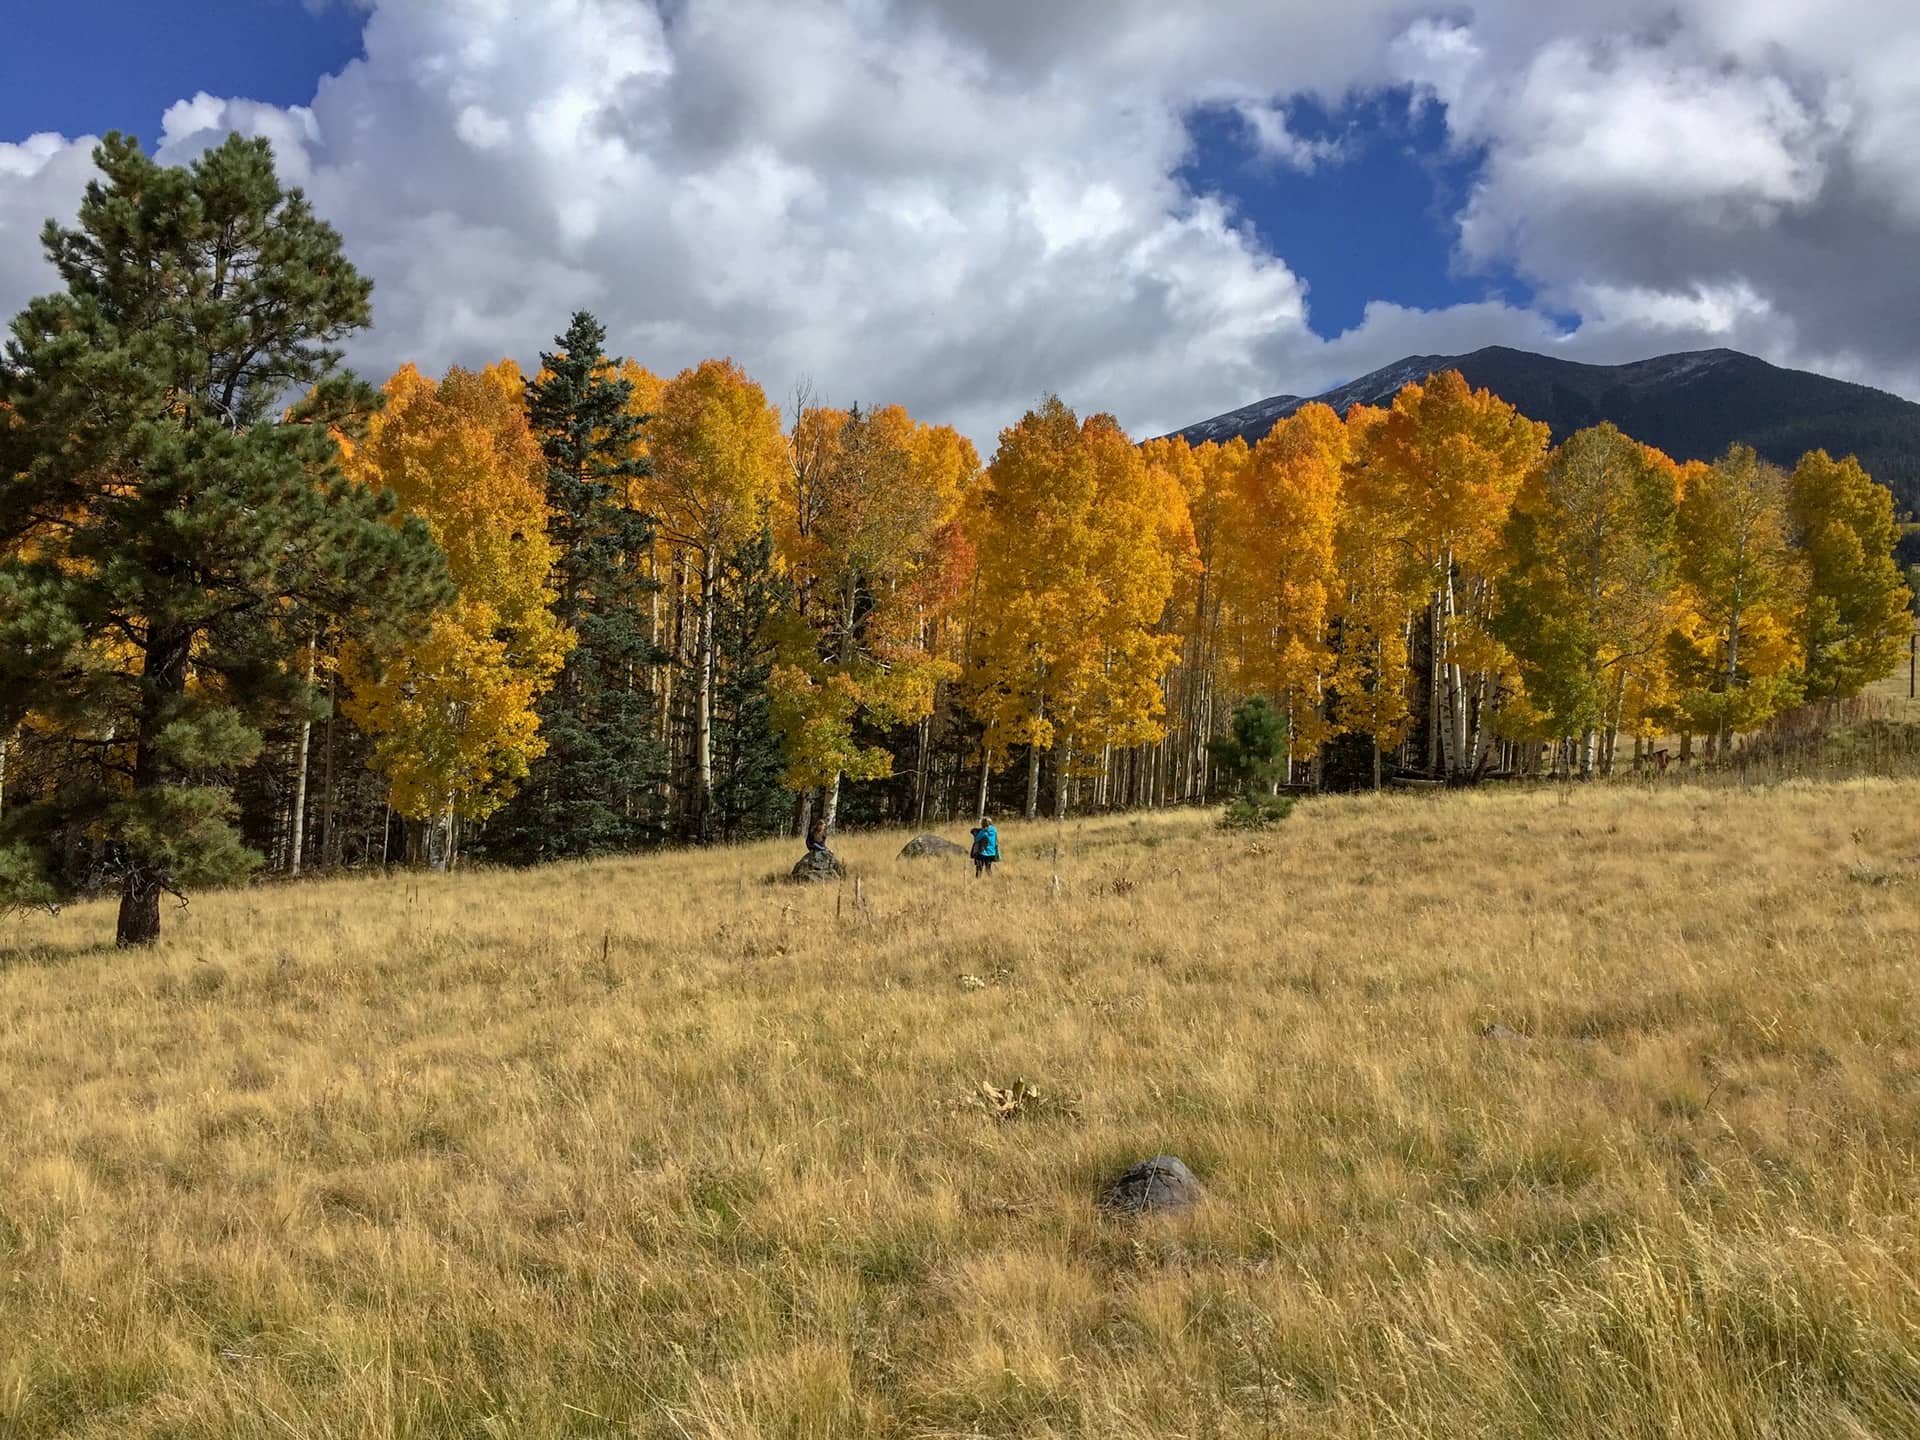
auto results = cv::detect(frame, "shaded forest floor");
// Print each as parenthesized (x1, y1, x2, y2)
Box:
(4, 782, 1920, 1437)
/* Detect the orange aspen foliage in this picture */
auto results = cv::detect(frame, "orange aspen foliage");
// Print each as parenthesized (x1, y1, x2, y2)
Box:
(339, 361, 569, 830)
(1220, 402, 1348, 766)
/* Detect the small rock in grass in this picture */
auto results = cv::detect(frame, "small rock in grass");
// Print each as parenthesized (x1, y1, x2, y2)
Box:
(899, 833, 968, 860)
(1099, 1155, 1202, 1216)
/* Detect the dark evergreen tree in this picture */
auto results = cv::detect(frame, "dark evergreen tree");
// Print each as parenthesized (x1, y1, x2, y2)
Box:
(0, 134, 448, 944)
(710, 524, 794, 842)
(480, 312, 663, 861)
(1207, 695, 1290, 797)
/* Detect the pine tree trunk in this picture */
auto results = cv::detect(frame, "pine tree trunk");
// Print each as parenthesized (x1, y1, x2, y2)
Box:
(118, 625, 193, 947)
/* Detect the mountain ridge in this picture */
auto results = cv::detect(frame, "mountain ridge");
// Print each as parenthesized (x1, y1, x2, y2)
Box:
(1170, 346, 1920, 512)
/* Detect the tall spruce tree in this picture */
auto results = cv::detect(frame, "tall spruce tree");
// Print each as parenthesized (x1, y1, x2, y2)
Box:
(711, 524, 794, 842)
(0, 134, 447, 944)
(481, 312, 663, 860)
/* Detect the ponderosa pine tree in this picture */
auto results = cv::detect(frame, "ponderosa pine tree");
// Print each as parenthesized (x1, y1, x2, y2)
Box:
(0, 134, 446, 944)
(482, 312, 664, 861)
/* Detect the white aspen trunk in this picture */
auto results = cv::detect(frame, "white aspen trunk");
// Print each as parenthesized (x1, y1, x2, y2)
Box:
(1605, 667, 1628, 777)
(1444, 561, 1469, 777)
(975, 753, 991, 825)
(1051, 735, 1071, 821)
(319, 674, 338, 867)
(823, 770, 843, 828)
(287, 640, 317, 876)
(913, 715, 932, 824)
(1024, 742, 1041, 819)
(692, 551, 717, 839)
(0, 729, 9, 818)
(1427, 595, 1444, 774)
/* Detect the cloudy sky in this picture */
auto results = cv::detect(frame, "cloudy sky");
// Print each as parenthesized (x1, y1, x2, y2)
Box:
(2, 0, 1916, 446)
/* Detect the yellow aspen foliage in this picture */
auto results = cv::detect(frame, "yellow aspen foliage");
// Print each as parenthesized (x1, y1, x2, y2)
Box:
(1221, 402, 1347, 762)
(1787, 450, 1913, 700)
(339, 361, 569, 824)
(1363, 371, 1550, 775)
(1329, 403, 1417, 773)
(967, 398, 1191, 816)
(648, 358, 789, 835)
(770, 405, 977, 804)
(1141, 434, 1239, 798)
(1668, 444, 1807, 747)
(1493, 423, 1679, 775)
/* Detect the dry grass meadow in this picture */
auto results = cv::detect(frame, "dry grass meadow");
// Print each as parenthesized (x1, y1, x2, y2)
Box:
(4, 779, 1920, 1438)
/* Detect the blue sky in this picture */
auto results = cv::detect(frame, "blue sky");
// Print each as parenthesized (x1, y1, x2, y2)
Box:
(1180, 93, 1537, 342)
(0, 1, 1911, 442)
(0, 1, 364, 142)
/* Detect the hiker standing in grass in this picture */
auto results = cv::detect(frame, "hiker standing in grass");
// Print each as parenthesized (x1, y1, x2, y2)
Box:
(969, 814, 999, 878)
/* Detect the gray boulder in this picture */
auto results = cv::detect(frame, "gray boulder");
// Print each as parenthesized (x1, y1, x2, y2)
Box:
(899, 833, 969, 860)
(788, 849, 846, 884)
(1099, 1155, 1202, 1216)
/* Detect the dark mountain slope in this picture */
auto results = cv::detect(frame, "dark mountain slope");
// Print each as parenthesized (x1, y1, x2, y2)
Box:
(1172, 347, 1920, 513)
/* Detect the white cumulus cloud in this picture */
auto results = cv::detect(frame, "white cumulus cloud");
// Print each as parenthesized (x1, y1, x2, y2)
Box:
(1, 0, 1917, 443)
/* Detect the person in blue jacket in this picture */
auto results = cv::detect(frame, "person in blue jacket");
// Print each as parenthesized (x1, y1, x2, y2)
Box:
(969, 813, 999, 878)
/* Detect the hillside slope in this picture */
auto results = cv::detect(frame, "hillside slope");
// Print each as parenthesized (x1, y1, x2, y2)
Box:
(1174, 347, 1920, 512)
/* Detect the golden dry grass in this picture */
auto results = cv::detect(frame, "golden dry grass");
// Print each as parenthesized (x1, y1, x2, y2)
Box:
(4, 781, 1920, 1438)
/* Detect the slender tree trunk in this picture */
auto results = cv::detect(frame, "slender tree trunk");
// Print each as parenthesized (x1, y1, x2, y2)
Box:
(823, 770, 843, 828)
(319, 674, 338, 867)
(1604, 667, 1628, 777)
(1024, 743, 1041, 820)
(118, 625, 193, 946)
(914, 715, 932, 825)
(0, 728, 9, 819)
(691, 551, 717, 841)
(976, 753, 991, 826)
(1426, 596, 1443, 774)
(1052, 735, 1070, 822)
(288, 640, 317, 876)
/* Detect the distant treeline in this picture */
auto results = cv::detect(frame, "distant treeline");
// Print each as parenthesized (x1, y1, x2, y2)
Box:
(2, 136, 1914, 943)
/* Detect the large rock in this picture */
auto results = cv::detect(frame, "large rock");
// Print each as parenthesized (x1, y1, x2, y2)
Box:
(899, 833, 968, 860)
(1099, 1155, 1202, 1216)
(788, 849, 846, 884)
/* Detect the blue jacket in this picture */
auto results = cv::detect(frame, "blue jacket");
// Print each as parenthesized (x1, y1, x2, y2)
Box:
(971, 824, 999, 859)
